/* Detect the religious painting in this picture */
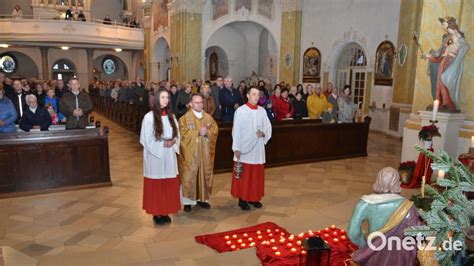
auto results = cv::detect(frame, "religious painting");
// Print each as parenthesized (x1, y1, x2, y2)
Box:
(235, 0, 251, 11)
(398, 43, 407, 67)
(209, 52, 219, 80)
(212, 0, 229, 20)
(284, 52, 292, 69)
(258, 0, 273, 19)
(374, 41, 395, 86)
(153, 0, 168, 32)
(0, 54, 17, 74)
(302, 47, 321, 83)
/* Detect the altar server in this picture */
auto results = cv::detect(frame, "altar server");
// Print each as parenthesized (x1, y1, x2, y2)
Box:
(231, 86, 272, 210)
(140, 88, 181, 225)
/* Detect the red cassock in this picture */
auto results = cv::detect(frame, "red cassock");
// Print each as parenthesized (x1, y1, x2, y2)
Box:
(231, 163, 265, 202)
(143, 177, 181, 216)
(401, 147, 434, 189)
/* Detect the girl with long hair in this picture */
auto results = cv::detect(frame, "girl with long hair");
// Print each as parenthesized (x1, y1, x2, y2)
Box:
(140, 89, 181, 225)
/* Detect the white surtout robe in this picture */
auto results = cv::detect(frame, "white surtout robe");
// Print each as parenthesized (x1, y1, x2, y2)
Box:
(232, 104, 272, 164)
(140, 111, 180, 179)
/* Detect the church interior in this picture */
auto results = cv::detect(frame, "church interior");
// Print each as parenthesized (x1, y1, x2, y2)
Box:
(0, 0, 473, 265)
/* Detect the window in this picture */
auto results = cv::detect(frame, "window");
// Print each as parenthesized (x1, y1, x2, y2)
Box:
(0, 54, 17, 73)
(102, 58, 116, 75)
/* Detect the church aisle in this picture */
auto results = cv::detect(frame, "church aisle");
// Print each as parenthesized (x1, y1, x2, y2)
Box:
(0, 113, 416, 265)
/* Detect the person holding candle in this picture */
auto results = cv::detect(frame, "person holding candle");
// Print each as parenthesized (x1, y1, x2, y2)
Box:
(179, 93, 219, 213)
(140, 89, 181, 225)
(348, 167, 422, 265)
(231, 86, 272, 210)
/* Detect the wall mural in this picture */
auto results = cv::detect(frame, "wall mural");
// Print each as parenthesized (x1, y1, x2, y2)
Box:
(212, 0, 229, 20)
(302, 47, 321, 83)
(258, 0, 273, 19)
(153, 0, 168, 32)
(235, 0, 251, 11)
(374, 40, 395, 86)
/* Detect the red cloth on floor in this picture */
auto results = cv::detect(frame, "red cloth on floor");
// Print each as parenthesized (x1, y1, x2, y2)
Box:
(143, 177, 181, 216)
(195, 222, 357, 266)
(401, 148, 434, 189)
(231, 163, 265, 202)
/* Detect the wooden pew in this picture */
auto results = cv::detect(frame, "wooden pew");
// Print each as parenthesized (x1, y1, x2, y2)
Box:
(0, 128, 111, 197)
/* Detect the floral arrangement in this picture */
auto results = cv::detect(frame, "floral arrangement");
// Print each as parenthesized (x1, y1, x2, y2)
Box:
(418, 124, 441, 141)
(398, 161, 416, 171)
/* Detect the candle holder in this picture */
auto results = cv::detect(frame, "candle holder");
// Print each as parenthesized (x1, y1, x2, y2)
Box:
(234, 161, 243, 179)
(300, 237, 331, 266)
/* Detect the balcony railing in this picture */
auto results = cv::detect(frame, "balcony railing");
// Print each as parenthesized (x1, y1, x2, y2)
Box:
(0, 16, 144, 49)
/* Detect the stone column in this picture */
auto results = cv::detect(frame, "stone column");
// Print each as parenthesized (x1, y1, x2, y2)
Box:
(278, 0, 302, 85)
(169, 0, 203, 83)
(39, 47, 49, 80)
(142, 0, 152, 81)
(86, 48, 94, 83)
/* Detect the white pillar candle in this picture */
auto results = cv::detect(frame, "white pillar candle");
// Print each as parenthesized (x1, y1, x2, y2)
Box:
(471, 136, 474, 148)
(438, 170, 445, 180)
(432, 100, 439, 121)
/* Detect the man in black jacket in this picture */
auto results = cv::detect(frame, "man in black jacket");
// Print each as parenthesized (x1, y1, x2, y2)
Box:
(19, 94, 51, 132)
(7, 79, 27, 123)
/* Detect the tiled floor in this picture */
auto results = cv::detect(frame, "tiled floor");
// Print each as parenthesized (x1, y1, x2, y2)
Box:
(0, 114, 419, 265)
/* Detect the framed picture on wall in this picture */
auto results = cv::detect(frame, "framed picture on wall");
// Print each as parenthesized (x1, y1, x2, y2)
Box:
(0, 53, 17, 74)
(302, 47, 321, 83)
(374, 41, 395, 86)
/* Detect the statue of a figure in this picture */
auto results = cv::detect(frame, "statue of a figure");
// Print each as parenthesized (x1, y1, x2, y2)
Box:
(348, 167, 423, 266)
(424, 17, 470, 112)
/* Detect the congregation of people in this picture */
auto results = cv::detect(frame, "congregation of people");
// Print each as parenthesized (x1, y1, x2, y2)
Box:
(88, 76, 358, 125)
(0, 73, 93, 133)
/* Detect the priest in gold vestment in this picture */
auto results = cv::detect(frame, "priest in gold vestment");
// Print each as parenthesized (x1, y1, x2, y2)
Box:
(179, 93, 219, 212)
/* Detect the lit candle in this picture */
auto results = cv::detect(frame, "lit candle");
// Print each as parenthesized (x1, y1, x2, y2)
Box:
(332, 232, 338, 237)
(341, 235, 347, 241)
(290, 247, 297, 253)
(257, 230, 262, 235)
(432, 100, 439, 121)
(275, 229, 280, 233)
(279, 238, 286, 244)
(232, 234, 238, 239)
(296, 240, 302, 246)
(471, 136, 474, 148)
(226, 240, 232, 246)
(286, 243, 293, 248)
(248, 237, 253, 242)
(266, 229, 272, 233)
(324, 228, 330, 232)
(240, 243, 246, 248)
(330, 224, 336, 230)
(288, 235, 295, 241)
(243, 233, 248, 237)
(339, 229, 346, 235)
(333, 238, 339, 243)
(230, 245, 236, 250)
(237, 239, 243, 244)
(272, 246, 278, 251)
(270, 239, 276, 243)
(268, 233, 273, 238)
(308, 230, 314, 236)
(257, 235, 263, 240)
(438, 170, 445, 180)
(224, 235, 230, 240)
(275, 251, 281, 256)
(324, 233, 330, 239)
(421, 176, 426, 197)
(297, 233, 304, 239)
(301, 250, 307, 256)
(249, 242, 256, 247)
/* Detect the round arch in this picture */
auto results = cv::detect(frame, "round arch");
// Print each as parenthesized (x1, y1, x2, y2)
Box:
(0, 51, 39, 78)
(51, 58, 76, 82)
(92, 54, 128, 81)
(329, 41, 368, 85)
(204, 20, 278, 83)
(204, 46, 229, 81)
(152, 37, 170, 81)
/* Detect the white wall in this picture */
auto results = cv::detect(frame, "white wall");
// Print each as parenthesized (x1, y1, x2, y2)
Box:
(201, 0, 282, 81)
(300, 0, 400, 134)
(90, 0, 124, 22)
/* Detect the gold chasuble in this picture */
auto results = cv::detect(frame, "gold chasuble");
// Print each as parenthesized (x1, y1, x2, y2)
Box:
(178, 110, 219, 201)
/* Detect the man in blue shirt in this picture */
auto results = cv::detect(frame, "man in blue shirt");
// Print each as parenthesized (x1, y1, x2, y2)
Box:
(0, 86, 18, 133)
